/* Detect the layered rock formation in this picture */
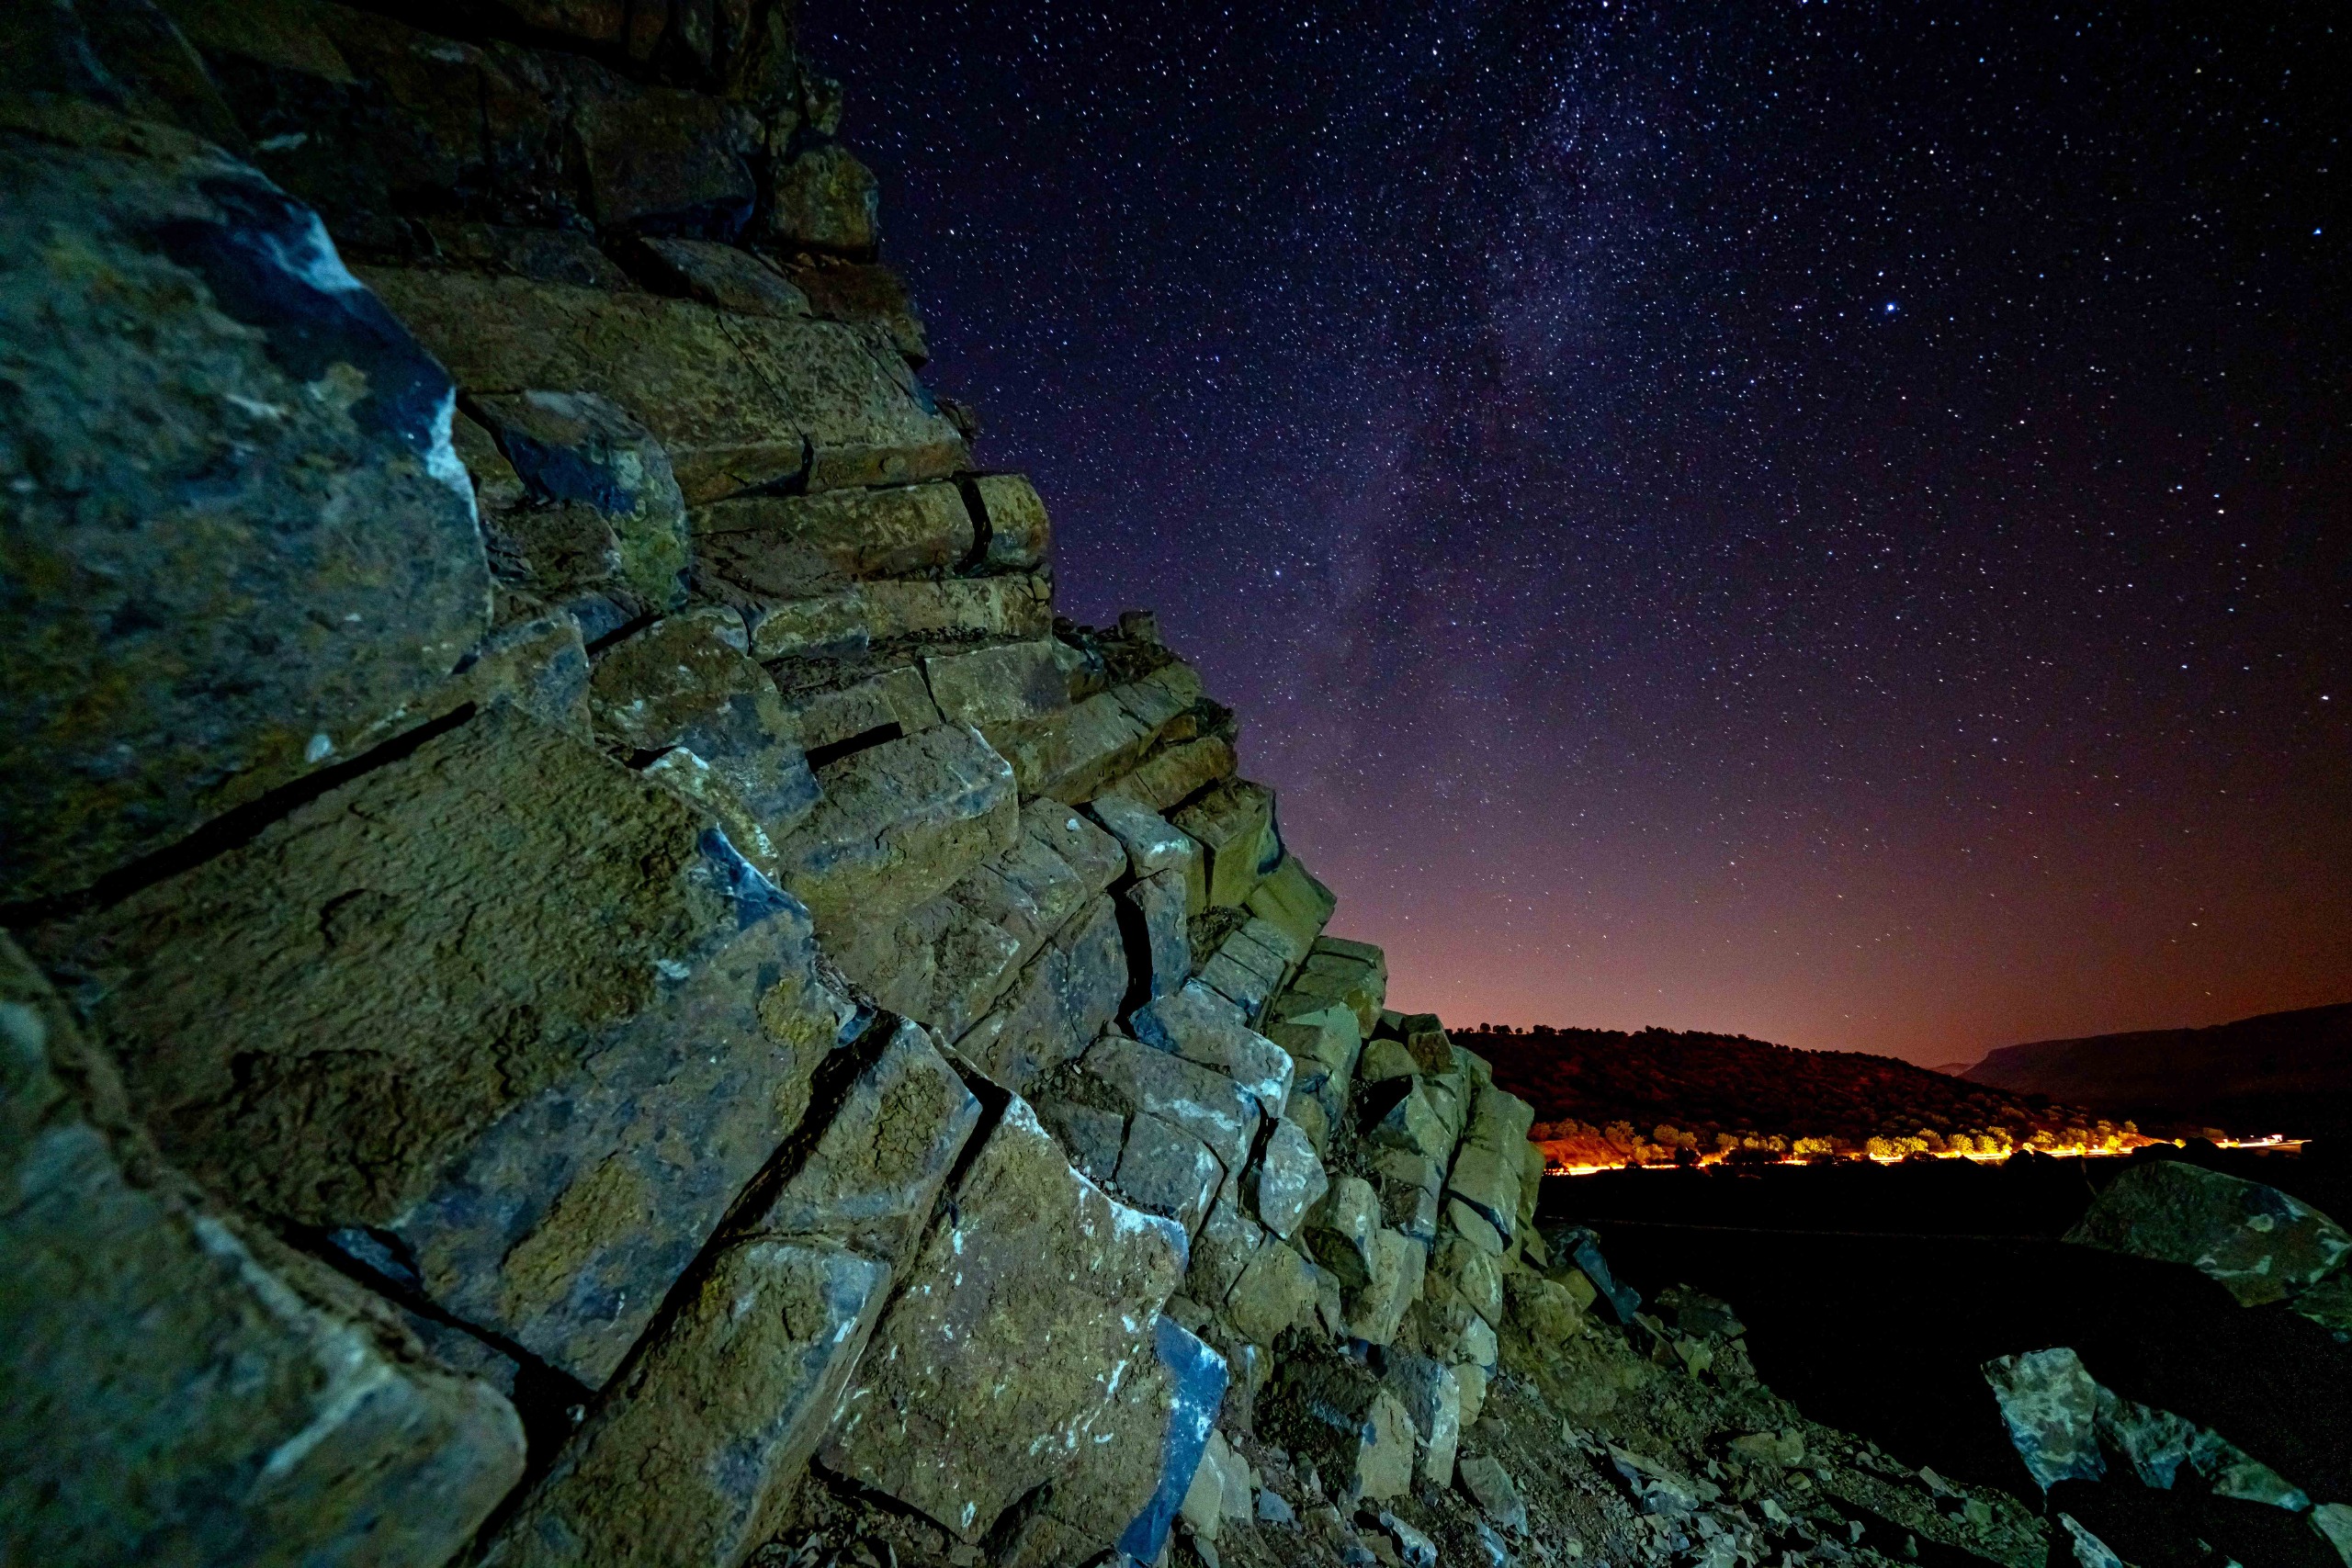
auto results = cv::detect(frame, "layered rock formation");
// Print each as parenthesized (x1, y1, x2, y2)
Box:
(0, 5, 2175, 1567)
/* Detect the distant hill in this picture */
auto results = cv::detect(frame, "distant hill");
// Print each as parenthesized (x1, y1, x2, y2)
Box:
(1962, 1002, 2352, 1139)
(1459, 1025, 2131, 1168)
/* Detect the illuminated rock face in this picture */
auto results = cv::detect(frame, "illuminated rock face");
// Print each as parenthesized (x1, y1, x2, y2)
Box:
(1, 6, 1579, 1564)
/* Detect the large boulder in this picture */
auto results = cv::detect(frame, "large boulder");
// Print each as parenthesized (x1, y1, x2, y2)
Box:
(0, 107, 492, 906)
(1261, 1358, 1416, 1504)
(0, 939, 525, 1568)
(820, 1099, 1189, 1543)
(1124, 868, 1193, 1002)
(1100, 736, 1238, 816)
(485, 1240, 888, 1568)
(1088, 794, 1206, 910)
(361, 268, 966, 502)
(2066, 1160, 2351, 1306)
(33, 703, 853, 1385)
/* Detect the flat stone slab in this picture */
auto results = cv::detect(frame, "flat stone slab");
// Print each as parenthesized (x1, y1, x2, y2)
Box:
(37, 703, 854, 1385)
(748, 576, 1054, 660)
(1131, 981, 1295, 1117)
(482, 1240, 889, 1568)
(820, 1099, 1188, 1542)
(361, 268, 967, 502)
(1081, 1033, 1262, 1178)
(957, 894, 1129, 1096)
(693, 481, 974, 597)
(0, 114, 491, 905)
(773, 721, 1021, 942)
(0, 938, 525, 1568)
(833, 800, 1123, 1042)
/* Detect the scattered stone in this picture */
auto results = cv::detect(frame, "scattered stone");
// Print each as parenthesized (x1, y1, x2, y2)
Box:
(1225, 1238, 1323, 1346)
(1254, 1119, 1330, 1240)
(990, 689, 1159, 803)
(1188, 1193, 1270, 1310)
(922, 639, 1086, 730)
(1246, 856, 1339, 956)
(1982, 1348, 2106, 1491)
(695, 481, 975, 597)
(820, 1099, 1188, 1543)
(1437, 1235, 1505, 1325)
(786, 257, 930, 365)
(751, 1019, 983, 1261)
(1364, 1079, 1453, 1164)
(1555, 1227, 1643, 1325)
(1307, 1176, 1384, 1287)
(1458, 1453, 1529, 1534)
(1447, 1198, 1507, 1258)
(2067, 1160, 2352, 1306)
(2056, 1513, 2124, 1568)
(1396, 1014, 1454, 1075)
(1267, 1360, 1416, 1503)
(1357, 1039, 1422, 1084)
(1455, 1362, 1489, 1427)
(1258, 1488, 1298, 1527)
(775, 663, 943, 752)
(1727, 1430, 1804, 1468)
(36, 704, 854, 1385)
(1101, 736, 1240, 816)
(773, 721, 1020, 941)
(1118, 1113, 1225, 1235)
(591, 607, 820, 870)
(1377, 1510, 1439, 1568)
(1114, 1316, 1230, 1564)
(1446, 1143, 1524, 1241)
(0, 939, 526, 1568)
(1132, 982, 1295, 1117)
(573, 83, 757, 231)
(2311, 1504, 2352, 1565)
(0, 121, 492, 904)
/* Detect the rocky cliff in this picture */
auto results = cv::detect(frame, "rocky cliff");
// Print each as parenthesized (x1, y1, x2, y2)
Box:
(2, 6, 2051, 1567)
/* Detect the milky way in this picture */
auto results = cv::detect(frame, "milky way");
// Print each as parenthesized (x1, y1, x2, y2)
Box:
(814, 0, 2348, 1063)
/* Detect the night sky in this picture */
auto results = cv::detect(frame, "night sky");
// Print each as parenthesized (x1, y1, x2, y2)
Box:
(813, 1, 2348, 1065)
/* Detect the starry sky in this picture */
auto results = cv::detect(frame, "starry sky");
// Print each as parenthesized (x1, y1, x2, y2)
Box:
(813, 0, 2349, 1065)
